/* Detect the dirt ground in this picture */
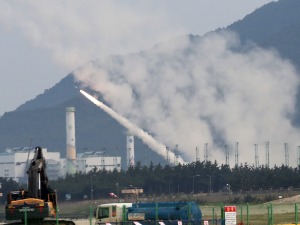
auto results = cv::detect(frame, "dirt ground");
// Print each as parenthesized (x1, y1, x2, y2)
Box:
(271, 194, 300, 204)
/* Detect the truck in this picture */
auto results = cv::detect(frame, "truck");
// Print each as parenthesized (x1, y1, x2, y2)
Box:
(5, 146, 75, 225)
(94, 201, 202, 224)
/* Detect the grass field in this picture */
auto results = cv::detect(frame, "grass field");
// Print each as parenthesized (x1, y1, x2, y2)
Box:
(57, 200, 300, 225)
(201, 203, 299, 225)
(1, 197, 300, 225)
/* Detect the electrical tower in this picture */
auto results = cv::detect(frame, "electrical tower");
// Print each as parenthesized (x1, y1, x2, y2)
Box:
(166, 146, 170, 164)
(265, 141, 270, 168)
(298, 146, 300, 167)
(235, 142, 239, 166)
(225, 145, 229, 166)
(204, 143, 208, 163)
(173, 144, 178, 165)
(196, 146, 200, 162)
(254, 144, 259, 168)
(284, 143, 289, 167)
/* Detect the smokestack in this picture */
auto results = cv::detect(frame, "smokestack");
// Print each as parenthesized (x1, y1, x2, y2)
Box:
(127, 133, 134, 168)
(66, 107, 76, 175)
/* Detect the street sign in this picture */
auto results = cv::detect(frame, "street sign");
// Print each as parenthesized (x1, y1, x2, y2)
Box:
(225, 206, 236, 225)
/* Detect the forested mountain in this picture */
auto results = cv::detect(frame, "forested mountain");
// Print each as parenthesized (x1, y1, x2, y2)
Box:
(227, 0, 300, 71)
(226, 0, 300, 125)
(0, 0, 300, 168)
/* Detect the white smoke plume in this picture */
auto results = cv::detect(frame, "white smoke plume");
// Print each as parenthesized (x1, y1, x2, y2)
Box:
(0, 1, 185, 69)
(75, 32, 300, 167)
(80, 89, 185, 164)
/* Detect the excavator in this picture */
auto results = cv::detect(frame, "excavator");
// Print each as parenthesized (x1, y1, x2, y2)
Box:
(5, 146, 75, 225)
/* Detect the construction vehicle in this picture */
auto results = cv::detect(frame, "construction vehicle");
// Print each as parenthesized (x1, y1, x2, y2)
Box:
(5, 146, 75, 225)
(94, 201, 202, 224)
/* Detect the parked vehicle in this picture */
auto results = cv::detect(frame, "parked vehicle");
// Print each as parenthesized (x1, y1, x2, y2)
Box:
(94, 201, 202, 224)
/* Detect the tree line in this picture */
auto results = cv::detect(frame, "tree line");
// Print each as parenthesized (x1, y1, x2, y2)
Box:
(51, 161, 300, 201)
(1, 160, 300, 202)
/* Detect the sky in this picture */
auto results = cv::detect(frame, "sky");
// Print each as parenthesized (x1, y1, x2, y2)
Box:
(3, 0, 298, 167)
(0, 0, 276, 117)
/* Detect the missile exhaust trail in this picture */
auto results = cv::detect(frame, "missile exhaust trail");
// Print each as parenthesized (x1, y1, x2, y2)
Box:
(80, 89, 185, 165)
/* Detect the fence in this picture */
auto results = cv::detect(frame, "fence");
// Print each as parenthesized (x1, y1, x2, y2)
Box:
(3, 203, 300, 225)
(202, 203, 300, 225)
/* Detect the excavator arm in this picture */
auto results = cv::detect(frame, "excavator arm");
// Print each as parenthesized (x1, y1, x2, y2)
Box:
(27, 146, 56, 206)
(4, 146, 73, 224)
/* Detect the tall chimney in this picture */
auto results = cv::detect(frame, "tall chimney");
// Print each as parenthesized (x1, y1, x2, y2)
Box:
(66, 107, 76, 175)
(126, 133, 134, 168)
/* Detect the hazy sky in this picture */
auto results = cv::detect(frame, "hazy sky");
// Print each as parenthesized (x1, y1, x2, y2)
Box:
(0, 0, 276, 117)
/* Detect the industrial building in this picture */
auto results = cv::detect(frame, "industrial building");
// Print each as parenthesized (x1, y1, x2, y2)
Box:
(0, 147, 121, 183)
(0, 147, 60, 183)
(76, 151, 121, 173)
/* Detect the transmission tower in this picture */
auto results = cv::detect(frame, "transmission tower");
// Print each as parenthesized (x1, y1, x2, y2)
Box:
(173, 144, 178, 165)
(298, 146, 300, 167)
(204, 143, 208, 163)
(235, 142, 239, 166)
(284, 143, 289, 166)
(196, 146, 200, 162)
(265, 141, 270, 168)
(225, 145, 229, 166)
(254, 144, 259, 168)
(166, 146, 170, 164)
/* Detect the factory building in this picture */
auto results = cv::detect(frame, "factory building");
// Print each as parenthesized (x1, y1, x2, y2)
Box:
(0, 147, 61, 182)
(76, 152, 121, 173)
(0, 147, 121, 183)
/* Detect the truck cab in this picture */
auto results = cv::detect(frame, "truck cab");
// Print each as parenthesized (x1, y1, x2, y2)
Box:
(95, 203, 132, 224)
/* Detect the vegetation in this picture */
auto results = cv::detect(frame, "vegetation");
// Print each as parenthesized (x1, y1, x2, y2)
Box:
(42, 161, 300, 201)
(2, 160, 300, 202)
(1, 161, 300, 224)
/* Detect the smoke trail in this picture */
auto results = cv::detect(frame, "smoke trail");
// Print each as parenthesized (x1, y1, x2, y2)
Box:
(80, 89, 185, 164)
(75, 32, 300, 167)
